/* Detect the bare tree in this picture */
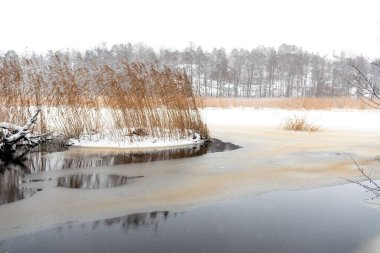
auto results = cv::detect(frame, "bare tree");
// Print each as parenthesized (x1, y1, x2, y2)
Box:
(3, 42, 375, 100)
(346, 158, 380, 200)
(348, 58, 380, 108)
(345, 59, 380, 199)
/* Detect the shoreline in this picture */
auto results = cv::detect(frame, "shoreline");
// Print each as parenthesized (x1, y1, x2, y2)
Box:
(1, 108, 380, 240)
(69, 138, 205, 150)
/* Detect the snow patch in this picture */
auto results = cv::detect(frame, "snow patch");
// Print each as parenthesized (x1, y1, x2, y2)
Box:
(202, 108, 380, 132)
(69, 131, 203, 149)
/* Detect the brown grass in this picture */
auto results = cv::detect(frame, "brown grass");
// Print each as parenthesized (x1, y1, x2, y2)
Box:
(198, 97, 372, 110)
(0, 55, 208, 140)
(283, 116, 320, 132)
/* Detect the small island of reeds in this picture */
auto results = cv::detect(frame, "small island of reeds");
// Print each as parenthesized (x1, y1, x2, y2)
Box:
(0, 53, 209, 149)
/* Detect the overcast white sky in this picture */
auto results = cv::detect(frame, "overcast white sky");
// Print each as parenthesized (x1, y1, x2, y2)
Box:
(1, 0, 379, 57)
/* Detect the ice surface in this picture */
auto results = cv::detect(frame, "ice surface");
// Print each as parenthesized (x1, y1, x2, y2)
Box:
(202, 108, 380, 132)
(1, 108, 380, 240)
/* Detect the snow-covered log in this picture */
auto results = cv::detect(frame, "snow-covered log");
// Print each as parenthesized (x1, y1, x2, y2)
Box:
(0, 109, 43, 153)
(0, 123, 23, 132)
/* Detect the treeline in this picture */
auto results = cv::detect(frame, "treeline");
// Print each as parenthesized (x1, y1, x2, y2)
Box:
(1, 42, 379, 98)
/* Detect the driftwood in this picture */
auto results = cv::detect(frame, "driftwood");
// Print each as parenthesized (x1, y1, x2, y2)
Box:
(0, 109, 46, 157)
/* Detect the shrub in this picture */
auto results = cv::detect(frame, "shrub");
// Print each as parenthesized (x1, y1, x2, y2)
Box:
(282, 115, 319, 132)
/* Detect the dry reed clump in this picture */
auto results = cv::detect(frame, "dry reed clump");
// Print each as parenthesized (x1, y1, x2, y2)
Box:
(282, 116, 320, 132)
(199, 97, 372, 110)
(0, 54, 208, 141)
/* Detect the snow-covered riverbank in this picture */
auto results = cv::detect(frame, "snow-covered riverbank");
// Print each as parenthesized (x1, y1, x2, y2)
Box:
(202, 108, 380, 132)
(69, 131, 203, 149)
(2, 107, 380, 240)
(67, 108, 380, 149)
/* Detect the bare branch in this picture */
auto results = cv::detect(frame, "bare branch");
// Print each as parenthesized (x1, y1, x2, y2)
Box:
(348, 62, 380, 108)
(345, 158, 380, 198)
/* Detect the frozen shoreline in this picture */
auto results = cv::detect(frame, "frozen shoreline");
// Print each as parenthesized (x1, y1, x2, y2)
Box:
(2, 107, 380, 240)
(69, 136, 204, 149)
(67, 108, 380, 149)
(69, 130, 204, 149)
(202, 107, 380, 132)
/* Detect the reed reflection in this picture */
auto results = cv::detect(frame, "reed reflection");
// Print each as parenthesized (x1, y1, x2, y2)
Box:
(0, 166, 36, 205)
(56, 211, 172, 235)
(57, 174, 143, 189)
(0, 138, 240, 205)
(24, 138, 241, 172)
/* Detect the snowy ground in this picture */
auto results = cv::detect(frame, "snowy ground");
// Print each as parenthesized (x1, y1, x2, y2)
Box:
(70, 131, 202, 149)
(202, 108, 380, 133)
(70, 107, 380, 149)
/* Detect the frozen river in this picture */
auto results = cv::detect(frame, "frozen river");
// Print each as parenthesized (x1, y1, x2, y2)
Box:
(1, 109, 380, 252)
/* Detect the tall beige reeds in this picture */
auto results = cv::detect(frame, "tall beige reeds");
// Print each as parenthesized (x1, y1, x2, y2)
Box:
(0, 54, 208, 141)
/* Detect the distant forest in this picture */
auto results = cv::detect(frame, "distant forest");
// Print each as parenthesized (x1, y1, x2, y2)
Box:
(1, 42, 378, 98)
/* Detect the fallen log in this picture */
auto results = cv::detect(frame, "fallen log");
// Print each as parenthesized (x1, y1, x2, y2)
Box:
(0, 109, 44, 155)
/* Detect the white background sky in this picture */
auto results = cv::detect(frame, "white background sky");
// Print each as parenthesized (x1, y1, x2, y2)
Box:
(1, 0, 380, 58)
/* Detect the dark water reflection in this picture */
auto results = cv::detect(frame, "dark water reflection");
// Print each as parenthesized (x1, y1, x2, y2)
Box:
(0, 139, 240, 205)
(1, 183, 380, 253)
(57, 174, 143, 189)
(98, 211, 170, 232)
(58, 211, 171, 234)
(0, 168, 37, 205)
(23, 138, 241, 173)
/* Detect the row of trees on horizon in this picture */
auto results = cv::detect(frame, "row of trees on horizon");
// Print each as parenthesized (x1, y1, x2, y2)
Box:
(1, 42, 378, 98)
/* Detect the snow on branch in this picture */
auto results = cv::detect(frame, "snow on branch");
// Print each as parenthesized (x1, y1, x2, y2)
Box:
(0, 109, 42, 152)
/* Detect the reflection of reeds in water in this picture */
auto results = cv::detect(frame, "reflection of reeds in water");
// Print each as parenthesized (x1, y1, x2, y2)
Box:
(18, 139, 240, 173)
(0, 169, 36, 205)
(56, 211, 171, 234)
(0, 163, 19, 205)
(24, 145, 209, 172)
(0, 55, 208, 140)
(101, 211, 170, 232)
(57, 174, 143, 189)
